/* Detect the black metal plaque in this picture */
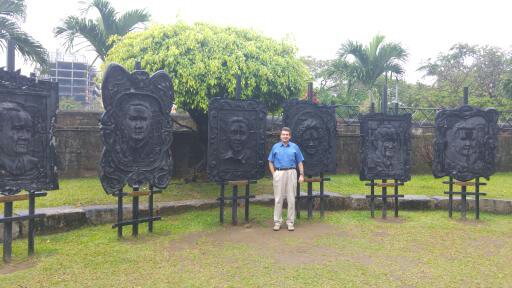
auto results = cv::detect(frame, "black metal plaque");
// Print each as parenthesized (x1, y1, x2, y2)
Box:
(283, 99, 337, 176)
(0, 69, 59, 195)
(99, 63, 174, 194)
(433, 105, 498, 181)
(207, 98, 266, 182)
(359, 112, 412, 181)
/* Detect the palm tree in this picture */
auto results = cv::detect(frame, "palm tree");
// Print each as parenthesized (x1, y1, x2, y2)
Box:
(54, 0, 150, 66)
(337, 35, 408, 104)
(0, 0, 48, 67)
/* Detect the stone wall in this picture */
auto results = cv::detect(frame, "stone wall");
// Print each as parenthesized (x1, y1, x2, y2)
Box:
(54, 112, 512, 179)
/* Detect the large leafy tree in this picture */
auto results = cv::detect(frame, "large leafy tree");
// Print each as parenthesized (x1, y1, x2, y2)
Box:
(335, 35, 408, 105)
(106, 22, 309, 170)
(420, 44, 512, 99)
(54, 0, 150, 66)
(0, 0, 48, 67)
(106, 22, 309, 119)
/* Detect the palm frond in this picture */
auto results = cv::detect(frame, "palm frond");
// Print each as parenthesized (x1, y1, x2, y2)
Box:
(368, 34, 385, 59)
(86, 0, 117, 36)
(54, 16, 108, 60)
(339, 40, 369, 68)
(0, 0, 26, 20)
(116, 9, 150, 35)
(0, 17, 47, 67)
(0, 15, 19, 40)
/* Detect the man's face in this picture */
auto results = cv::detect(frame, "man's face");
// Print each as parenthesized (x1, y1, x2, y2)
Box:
(1, 111, 32, 156)
(280, 130, 291, 143)
(124, 105, 152, 141)
(228, 121, 248, 152)
(302, 128, 319, 155)
(381, 138, 397, 158)
(448, 116, 487, 157)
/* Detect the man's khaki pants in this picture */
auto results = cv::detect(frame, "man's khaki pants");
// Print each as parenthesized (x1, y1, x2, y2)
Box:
(273, 169, 297, 225)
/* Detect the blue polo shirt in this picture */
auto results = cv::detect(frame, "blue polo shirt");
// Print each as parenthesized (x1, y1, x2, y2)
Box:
(268, 141, 304, 169)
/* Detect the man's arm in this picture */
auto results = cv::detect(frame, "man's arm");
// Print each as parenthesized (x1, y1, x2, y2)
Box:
(297, 162, 304, 183)
(268, 161, 276, 175)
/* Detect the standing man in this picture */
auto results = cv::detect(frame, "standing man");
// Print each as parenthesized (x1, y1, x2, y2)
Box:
(268, 127, 305, 231)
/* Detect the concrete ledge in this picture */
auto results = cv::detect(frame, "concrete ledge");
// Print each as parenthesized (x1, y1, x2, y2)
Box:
(2, 193, 511, 241)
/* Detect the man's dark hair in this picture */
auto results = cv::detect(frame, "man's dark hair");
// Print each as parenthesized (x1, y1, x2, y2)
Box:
(281, 127, 292, 134)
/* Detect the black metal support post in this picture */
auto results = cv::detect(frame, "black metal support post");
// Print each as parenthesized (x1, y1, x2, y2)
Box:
(382, 179, 388, 219)
(370, 179, 375, 218)
(132, 186, 140, 236)
(307, 176, 313, 220)
(3, 201, 13, 263)
(117, 191, 123, 238)
(148, 185, 154, 233)
(232, 185, 238, 225)
(394, 179, 399, 217)
(320, 173, 325, 218)
(382, 83, 388, 114)
(244, 184, 250, 223)
(461, 185, 467, 220)
(219, 183, 225, 224)
(475, 178, 480, 220)
(28, 192, 36, 255)
(463, 87, 469, 105)
(448, 177, 453, 218)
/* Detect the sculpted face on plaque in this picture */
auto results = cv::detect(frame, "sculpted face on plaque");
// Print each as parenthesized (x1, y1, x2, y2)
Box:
(0, 102, 38, 176)
(446, 116, 486, 166)
(121, 98, 153, 147)
(296, 117, 322, 156)
(221, 117, 250, 164)
(301, 127, 320, 155)
(374, 125, 399, 170)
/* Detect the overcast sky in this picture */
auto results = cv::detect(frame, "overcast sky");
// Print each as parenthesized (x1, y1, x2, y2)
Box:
(3, 0, 512, 83)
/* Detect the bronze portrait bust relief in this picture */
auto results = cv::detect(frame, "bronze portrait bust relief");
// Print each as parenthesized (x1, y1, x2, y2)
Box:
(283, 100, 337, 176)
(0, 70, 59, 195)
(99, 63, 174, 194)
(433, 105, 498, 181)
(208, 98, 266, 182)
(359, 113, 412, 181)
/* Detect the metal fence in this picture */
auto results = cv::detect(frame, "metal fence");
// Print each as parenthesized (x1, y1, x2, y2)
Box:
(335, 105, 512, 130)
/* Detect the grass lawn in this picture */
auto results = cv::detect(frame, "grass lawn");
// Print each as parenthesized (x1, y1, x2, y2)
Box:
(0, 206, 511, 287)
(12, 172, 512, 211)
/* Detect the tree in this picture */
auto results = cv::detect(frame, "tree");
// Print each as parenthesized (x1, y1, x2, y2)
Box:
(106, 22, 309, 170)
(419, 44, 512, 101)
(54, 0, 150, 66)
(0, 0, 48, 67)
(336, 34, 408, 104)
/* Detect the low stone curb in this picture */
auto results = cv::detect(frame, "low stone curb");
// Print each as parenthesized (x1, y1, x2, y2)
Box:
(2, 193, 511, 241)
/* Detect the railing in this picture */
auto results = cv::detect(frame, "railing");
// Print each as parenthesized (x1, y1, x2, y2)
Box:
(335, 105, 512, 130)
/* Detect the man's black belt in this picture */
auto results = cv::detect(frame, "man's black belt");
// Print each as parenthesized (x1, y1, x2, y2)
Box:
(275, 167, 296, 171)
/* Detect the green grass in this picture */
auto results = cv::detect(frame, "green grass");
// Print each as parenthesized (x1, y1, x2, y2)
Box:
(1, 206, 511, 287)
(11, 172, 512, 211)
(324, 172, 512, 199)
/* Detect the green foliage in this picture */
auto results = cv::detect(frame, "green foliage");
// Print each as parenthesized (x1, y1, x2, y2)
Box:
(58, 97, 84, 110)
(0, 0, 48, 67)
(54, 0, 150, 65)
(419, 44, 512, 101)
(304, 35, 407, 109)
(105, 22, 310, 113)
(336, 34, 408, 100)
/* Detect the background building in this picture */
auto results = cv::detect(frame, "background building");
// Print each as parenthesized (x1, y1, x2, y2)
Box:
(42, 52, 100, 109)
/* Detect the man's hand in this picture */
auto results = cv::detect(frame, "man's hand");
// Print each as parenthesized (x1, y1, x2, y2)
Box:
(298, 174, 304, 183)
